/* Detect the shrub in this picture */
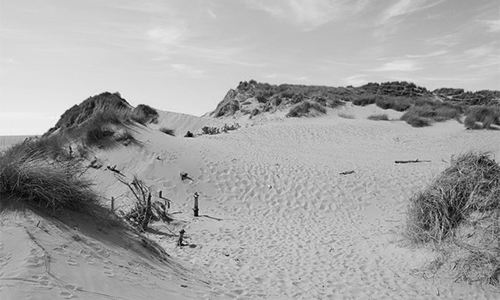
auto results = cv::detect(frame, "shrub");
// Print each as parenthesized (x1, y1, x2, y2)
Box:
(286, 101, 326, 118)
(367, 114, 389, 121)
(0, 144, 100, 213)
(184, 131, 194, 138)
(251, 108, 260, 117)
(202, 126, 220, 135)
(131, 104, 159, 125)
(159, 127, 175, 136)
(404, 152, 500, 285)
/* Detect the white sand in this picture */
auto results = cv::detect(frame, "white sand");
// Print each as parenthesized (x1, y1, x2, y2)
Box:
(1, 106, 499, 299)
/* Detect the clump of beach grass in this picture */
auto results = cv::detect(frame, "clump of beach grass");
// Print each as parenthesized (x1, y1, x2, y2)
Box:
(286, 101, 326, 118)
(367, 113, 389, 121)
(338, 112, 355, 119)
(404, 152, 500, 285)
(0, 142, 101, 214)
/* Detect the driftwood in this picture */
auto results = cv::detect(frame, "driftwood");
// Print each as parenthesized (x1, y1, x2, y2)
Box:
(395, 159, 431, 164)
(180, 172, 194, 181)
(340, 170, 355, 175)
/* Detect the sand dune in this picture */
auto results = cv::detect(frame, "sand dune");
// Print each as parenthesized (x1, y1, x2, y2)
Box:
(1, 108, 499, 299)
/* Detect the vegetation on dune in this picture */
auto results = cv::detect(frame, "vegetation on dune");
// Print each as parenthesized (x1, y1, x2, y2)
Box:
(337, 112, 355, 119)
(286, 101, 327, 118)
(404, 152, 500, 285)
(399, 104, 462, 127)
(213, 79, 499, 129)
(464, 106, 500, 130)
(132, 104, 159, 125)
(201, 123, 241, 135)
(367, 113, 389, 121)
(0, 141, 101, 214)
(159, 127, 175, 136)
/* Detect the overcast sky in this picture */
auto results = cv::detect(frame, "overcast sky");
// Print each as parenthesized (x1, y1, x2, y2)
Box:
(1, 0, 499, 135)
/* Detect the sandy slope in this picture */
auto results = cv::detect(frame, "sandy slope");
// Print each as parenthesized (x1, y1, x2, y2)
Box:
(1, 106, 499, 299)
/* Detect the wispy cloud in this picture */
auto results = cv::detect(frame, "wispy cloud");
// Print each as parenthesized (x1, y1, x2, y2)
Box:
(374, 0, 446, 38)
(245, 0, 369, 30)
(147, 26, 186, 46)
(344, 75, 368, 86)
(465, 44, 495, 58)
(378, 0, 445, 25)
(171, 64, 204, 78)
(372, 59, 422, 72)
(424, 33, 462, 48)
(480, 19, 500, 33)
(406, 50, 447, 58)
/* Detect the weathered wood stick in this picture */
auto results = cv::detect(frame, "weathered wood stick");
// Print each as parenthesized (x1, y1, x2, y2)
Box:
(395, 159, 431, 164)
(193, 192, 199, 217)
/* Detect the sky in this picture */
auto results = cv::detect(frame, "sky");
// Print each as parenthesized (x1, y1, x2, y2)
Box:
(1, 0, 499, 135)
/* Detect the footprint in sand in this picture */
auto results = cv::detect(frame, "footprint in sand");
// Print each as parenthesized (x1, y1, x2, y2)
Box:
(66, 258, 78, 266)
(103, 266, 114, 277)
(59, 291, 75, 299)
(0, 253, 11, 267)
(64, 284, 83, 292)
(38, 279, 56, 289)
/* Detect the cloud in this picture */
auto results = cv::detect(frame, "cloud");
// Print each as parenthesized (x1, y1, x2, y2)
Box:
(373, 60, 421, 72)
(378, 0, 445, 25)
(344, 75, 368, 86)
(425, 33, 462, 47)
(465, 45, 494, 58)
(147, 26, 186, 46)
(245, 0, 368, 30)
(481, 19, 500, 33)
(374, 0, 446, 38)
(171, 64, 204, 78)
(406, 50, 447, 58)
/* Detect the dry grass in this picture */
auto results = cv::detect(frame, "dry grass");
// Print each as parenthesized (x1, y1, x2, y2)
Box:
(286, 101, 327, 118)
(464, 106, 500, 129)
(0, 143, 102, 214)
(404, 152, 500, 286)
(338, 112, 355, 119)
(367, 113, 389, 121)
(159, 127, 175, 136)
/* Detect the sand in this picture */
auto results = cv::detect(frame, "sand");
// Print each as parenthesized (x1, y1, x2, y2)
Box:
(1, 106, 499, 299)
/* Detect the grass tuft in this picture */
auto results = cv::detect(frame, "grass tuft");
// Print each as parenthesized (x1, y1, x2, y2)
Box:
(404, 152, 500, 285)
(367, 113, 389, 121)
(159, 127, 175, 136)
(338, 112, 355, 119)
(286, 101, 326, 118)
(0, 143, 101, 213)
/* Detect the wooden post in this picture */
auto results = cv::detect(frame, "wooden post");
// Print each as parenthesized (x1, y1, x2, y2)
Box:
(142, 193, 152, 231)
(193, 192, 199, 217)
(177, 229, 185, 247)
(159, 190, 162, 198)
(111, 197, 115, 213)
